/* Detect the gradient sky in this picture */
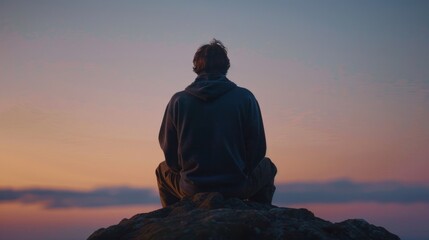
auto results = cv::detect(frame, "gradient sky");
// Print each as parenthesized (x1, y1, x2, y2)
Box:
(1, 1, 429, 239)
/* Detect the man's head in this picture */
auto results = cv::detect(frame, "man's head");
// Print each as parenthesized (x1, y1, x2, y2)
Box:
(193, 39, 230, 75)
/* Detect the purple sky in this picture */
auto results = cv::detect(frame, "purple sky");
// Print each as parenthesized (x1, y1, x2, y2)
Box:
(1, 1, 428, 239)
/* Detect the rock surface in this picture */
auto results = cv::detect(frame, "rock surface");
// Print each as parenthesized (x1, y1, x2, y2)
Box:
(87, 192, 400, 240)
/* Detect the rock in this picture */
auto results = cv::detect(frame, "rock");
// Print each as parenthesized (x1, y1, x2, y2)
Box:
(87, 192, 400, 240)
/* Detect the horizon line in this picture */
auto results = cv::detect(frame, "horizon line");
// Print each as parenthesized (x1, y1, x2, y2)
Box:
(1, 179, 429, 209)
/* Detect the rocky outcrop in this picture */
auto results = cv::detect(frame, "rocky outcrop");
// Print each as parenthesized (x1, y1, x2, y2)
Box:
(87, 192, 400, 240)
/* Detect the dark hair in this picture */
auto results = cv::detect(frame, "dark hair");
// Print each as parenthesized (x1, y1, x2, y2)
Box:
(193, 39, 230, 75)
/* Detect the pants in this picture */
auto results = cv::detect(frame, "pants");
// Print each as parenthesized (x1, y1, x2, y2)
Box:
(155, 157, 277, 207)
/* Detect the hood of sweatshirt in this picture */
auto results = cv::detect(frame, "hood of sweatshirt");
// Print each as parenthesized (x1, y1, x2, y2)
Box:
(185, 73, 237, 101)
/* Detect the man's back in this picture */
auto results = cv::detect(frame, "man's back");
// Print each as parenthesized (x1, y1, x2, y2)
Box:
(159, 73, 266, 196)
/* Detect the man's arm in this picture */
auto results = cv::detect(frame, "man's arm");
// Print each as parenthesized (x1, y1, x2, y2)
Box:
(244, 95, 267, 174)
(159, 100, 180, 172)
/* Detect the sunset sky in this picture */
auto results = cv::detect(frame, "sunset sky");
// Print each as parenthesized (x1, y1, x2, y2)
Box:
(1, 1, 428, 240)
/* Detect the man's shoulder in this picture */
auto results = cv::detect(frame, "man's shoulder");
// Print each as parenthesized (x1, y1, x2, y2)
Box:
(235, 86, 253, 94)
(167, 90, 191, 104)
(171, 90, 188, 99)
(233, 86, 257, 99)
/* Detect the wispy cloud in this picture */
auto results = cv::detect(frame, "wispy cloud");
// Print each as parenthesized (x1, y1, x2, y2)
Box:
(0, 187, 159, 209)
(1, 180, 428, 209)
(273, 179, 429, 204)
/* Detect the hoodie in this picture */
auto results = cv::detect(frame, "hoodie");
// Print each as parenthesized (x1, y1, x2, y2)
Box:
(159, 73, 267, 197)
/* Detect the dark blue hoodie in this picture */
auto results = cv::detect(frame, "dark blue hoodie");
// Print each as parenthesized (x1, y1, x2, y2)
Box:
(159, 73, 267, 197)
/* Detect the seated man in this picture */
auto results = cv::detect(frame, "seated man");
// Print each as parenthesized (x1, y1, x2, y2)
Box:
(156, 39, 277, 207)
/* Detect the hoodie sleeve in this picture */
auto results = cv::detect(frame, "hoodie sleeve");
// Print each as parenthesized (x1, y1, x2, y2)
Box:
(159, 98, 180, 173)
(244, 94, 267, 174)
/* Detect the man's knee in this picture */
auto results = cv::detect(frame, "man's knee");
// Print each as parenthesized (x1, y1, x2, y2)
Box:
(155, 161, 168, 178)
(259, 157, 277, 179)
(266, 157, 277, 177)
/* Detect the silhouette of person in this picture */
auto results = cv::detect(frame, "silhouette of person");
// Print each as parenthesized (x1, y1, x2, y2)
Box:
(156, 39, 277, 207)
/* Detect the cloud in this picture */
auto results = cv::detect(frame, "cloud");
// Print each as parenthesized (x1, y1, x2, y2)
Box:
(273, 179, 429, 204)
(0, 187, 159, 209)
(1, 180, 428, 209)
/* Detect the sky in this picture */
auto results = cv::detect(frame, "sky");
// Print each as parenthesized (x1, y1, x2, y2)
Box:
(0, 0, 428, 239)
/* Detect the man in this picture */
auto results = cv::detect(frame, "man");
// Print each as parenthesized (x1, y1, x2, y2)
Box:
(156, 39, 277, 207)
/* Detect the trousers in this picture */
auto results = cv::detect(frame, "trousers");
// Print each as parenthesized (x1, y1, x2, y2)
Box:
(155, 157, 277, 207)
